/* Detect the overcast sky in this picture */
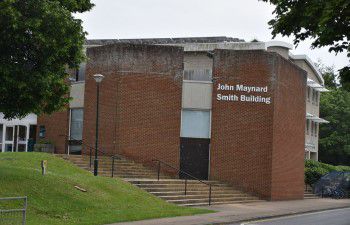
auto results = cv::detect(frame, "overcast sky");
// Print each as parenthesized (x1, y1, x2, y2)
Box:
(75, 0, 348, 71)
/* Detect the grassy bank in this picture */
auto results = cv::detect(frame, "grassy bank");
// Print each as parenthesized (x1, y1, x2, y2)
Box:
(0, 152, 211, 225)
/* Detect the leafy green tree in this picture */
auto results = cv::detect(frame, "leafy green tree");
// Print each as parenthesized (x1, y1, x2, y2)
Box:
(315, 61, 338, 89)
(319, 88, 350, 166)
(0, 0, 93, 119)
(339, 66, 350, 91)
(261, 0, 350, 90)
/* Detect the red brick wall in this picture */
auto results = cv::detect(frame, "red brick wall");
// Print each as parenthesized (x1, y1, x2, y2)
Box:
(36, 109, 69, 154)
(210, 50, 306, 200)
(271, 56, 306, 200)
(211, 50, 275, 199)
(83, 44, 183, 170)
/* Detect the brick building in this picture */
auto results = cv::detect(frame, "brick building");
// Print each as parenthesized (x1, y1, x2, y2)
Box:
(35, 37, 328, 200)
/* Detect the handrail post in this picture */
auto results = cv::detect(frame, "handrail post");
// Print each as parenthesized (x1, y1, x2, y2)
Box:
(209, 184, 212, 206)
(157, 161, 161, 181)
(321, 186, 324, 198)
(111, 156, 115, 178)
(184, 178, 187, 195)
(23, 196, 27, 225)
(89, 147, 92, 168)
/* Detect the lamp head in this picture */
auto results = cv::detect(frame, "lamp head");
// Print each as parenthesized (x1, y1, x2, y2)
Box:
(93, 74, 104, 83)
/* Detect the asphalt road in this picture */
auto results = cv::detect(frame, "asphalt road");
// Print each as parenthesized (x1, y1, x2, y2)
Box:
(235, 208, 350, 225)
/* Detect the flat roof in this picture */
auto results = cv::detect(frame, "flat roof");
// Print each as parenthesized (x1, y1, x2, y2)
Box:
(85, 36, 245, 46)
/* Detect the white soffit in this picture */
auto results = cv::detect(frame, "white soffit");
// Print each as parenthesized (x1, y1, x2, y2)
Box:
(307, 78, 329, 92)
(306, 113, 329, 123)
(290, 54, 324, 85)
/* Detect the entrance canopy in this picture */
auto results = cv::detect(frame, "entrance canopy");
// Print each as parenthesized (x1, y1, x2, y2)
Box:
(0, 113, 37, 126)
(306, 113, 329, 123)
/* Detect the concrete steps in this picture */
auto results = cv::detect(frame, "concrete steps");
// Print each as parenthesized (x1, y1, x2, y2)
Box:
(304, 185, 319, 199)
(56, 154, 169, 179)
(126, 178, 262, 206)
(304, 191, 319, 199)
(57, 154, 263, 206)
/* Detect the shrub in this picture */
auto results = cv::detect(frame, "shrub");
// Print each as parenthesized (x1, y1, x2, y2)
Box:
(305, 166, 328, 185)
(305, 160, 350, 185)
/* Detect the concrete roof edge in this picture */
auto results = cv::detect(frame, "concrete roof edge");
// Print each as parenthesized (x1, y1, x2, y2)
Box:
(265, 41, 294, 50)
(289, 53, 324, 85)
(170, 42, 267, 52)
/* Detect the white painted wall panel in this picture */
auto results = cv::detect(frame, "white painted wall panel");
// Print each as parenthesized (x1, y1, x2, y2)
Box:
(69, 82, 85, 108)
(182, 81, 212, 109)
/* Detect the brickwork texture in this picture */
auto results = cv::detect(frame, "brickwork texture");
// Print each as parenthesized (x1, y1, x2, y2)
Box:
(82, 44, 183, 172)
(210, 50, 306, 200)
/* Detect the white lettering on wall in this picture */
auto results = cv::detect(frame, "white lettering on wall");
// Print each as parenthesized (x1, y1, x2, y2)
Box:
(216, 83, 271, 105)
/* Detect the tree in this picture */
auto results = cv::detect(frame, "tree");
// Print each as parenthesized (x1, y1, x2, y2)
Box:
(0, 0, 93, 119)
(315, 61, 338, 89)
(316, 64, 350, 166)
(319, 88, 350, 166)
(261, 0, 350, 90)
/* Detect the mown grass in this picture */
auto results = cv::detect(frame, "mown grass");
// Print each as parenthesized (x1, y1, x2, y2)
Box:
(0, 152, 212, 225)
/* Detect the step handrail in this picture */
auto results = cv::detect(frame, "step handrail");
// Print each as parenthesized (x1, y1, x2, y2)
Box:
(59, 134, 122, 177)
(85, 145, 123, 178)
(152, 159, 214, 205)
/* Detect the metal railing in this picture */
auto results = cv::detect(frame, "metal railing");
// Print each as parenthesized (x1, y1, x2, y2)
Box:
(85, 144, 122, 178)
(60, 135, 122, 178)
(152, 159, 215, 205)
(0, 197, 27, 225)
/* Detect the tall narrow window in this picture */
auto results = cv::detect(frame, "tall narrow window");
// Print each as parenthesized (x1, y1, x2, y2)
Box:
(306, 120, 309, 135)
(77, 62, 86, 81)
(69, 108, 84, 154)
(70, 109, 84, 140)
(72, 62, 86, 82)
(312, 90, 317, 104)
(0, 124, 3, 152)
(315, 123, 318, 137)
(39, 125, 46, 138)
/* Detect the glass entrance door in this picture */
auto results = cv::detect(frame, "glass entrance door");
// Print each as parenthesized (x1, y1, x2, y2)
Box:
(4, 125, 14, 152)
(0, 124, 3, 152)
(16, 125, 27, 152)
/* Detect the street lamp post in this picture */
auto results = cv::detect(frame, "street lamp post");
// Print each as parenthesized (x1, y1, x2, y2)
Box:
(93, 74, 104, 176)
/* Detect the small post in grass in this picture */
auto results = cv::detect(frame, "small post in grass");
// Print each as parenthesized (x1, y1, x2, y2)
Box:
(41, 160, 47, 175)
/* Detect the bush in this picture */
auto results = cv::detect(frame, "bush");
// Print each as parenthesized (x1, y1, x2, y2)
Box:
(305, 160, 350, 185)
(305, 167, 328, 185)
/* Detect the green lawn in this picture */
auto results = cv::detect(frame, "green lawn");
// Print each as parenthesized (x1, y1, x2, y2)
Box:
(0, 152, 211, 225)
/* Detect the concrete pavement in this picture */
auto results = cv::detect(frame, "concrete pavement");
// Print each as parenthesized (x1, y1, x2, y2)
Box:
(108, 198, 350, 225)
(233, 208, 350, 225)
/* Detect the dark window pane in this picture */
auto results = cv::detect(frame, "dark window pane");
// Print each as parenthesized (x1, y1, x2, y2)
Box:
(70, 109, 84, 140)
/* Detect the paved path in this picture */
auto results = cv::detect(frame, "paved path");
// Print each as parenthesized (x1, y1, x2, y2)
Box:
(234, 208, 350, 225)
(107, 199, 350, 225)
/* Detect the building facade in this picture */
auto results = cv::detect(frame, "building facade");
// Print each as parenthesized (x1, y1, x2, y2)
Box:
(290, 55, 329, 160)
(0, 113, 37, 152)
(33, 37, 328, 200)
